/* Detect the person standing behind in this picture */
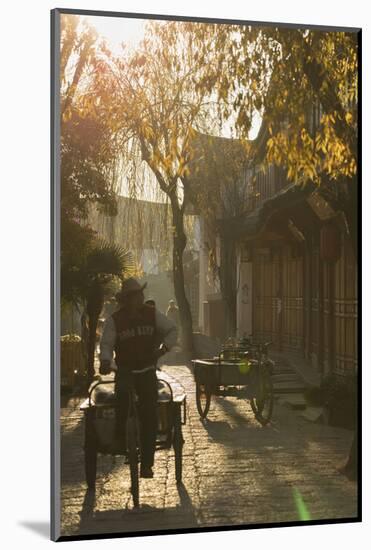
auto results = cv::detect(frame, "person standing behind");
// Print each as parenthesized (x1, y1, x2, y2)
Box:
(166, 300, 180, 347)
(99, 278, 177, 478)
(166, 299, 179, 327)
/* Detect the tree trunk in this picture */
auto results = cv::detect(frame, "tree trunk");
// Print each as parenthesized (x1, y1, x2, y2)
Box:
(80, 310, 89, 375)
(140, 145, 194, 356)
(219, 231, 237, 338)
(87, 314, 99, 385)
(170, 196, 194, 357)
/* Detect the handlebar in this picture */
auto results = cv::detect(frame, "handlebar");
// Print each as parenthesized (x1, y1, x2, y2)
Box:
(99, 344, 167, 376)
(91, 355, 170, 406)
(99, 362, 163, 376)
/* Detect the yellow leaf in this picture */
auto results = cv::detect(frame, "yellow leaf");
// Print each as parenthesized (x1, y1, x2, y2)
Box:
(345, 112, 353, 125)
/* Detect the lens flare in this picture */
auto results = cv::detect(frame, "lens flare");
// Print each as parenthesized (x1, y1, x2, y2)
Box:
(238, 360, 251, 374)
(293, 488, 311, 521)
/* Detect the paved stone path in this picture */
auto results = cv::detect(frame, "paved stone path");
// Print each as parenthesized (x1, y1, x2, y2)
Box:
(60, 365, 357, 537)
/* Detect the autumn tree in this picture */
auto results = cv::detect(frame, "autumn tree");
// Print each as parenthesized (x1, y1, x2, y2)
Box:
(60, 14, 119, 229)
(60, 13, 124, 299)
(60, 15, 134, 380)
(94, 21, 216, 355)
(181, 24, 359, 253)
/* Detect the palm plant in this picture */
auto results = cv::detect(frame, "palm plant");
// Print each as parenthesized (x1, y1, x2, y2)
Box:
(61, 239, 135, 384)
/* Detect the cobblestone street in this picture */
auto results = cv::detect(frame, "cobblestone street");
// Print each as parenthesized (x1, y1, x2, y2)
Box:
(60, 365, 357, 538)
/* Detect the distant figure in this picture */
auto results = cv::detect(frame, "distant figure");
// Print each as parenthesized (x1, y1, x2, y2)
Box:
(166, 299, 179, 327)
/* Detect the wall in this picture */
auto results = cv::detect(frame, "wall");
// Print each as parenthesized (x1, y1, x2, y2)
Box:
(236, 232, 358, 378)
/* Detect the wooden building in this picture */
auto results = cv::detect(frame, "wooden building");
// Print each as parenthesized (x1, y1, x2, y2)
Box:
(190, 127, 358, 379)
(234, 133, 358, 379)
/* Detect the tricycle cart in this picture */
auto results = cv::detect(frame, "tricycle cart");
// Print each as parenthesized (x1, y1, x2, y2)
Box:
(192, 342, 274, 426)
(80, 370, 186, 507)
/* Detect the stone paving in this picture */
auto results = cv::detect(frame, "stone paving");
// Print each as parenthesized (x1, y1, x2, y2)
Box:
(60, 364, 357, 538)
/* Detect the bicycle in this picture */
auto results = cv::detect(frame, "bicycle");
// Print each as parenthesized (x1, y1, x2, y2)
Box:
(80, 363, 186, 507)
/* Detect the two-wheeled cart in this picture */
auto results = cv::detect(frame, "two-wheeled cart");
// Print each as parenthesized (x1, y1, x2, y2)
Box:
(192, 342, 274, 425)
(80, 370, 186, 507)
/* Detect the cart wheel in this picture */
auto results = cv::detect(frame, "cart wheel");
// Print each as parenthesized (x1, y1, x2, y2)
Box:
(250, 367, 274, 426)
(173, 407, 184, 483)
(84, 409, 97, 490)
(127, 416, 139, 507)
(196, 382, 211, 419)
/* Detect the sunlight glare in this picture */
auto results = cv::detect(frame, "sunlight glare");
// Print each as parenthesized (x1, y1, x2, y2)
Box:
(87, 15, 148, 54)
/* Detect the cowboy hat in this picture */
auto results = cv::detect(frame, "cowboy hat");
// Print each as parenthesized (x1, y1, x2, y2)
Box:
(115, 278, 147, 302)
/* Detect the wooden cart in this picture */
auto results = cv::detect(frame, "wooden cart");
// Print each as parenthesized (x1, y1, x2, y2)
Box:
(192, 347, 274, 425)
(80, 370, 186, 507)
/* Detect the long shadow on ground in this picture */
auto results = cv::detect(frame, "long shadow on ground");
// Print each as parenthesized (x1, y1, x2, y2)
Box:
(75, 483, 199, 537)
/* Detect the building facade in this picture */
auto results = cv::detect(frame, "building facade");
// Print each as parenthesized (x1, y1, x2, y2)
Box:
(194, 126, 357, 379)
(234, 141, 358, 379)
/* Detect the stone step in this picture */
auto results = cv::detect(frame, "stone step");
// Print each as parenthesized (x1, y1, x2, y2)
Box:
(273, 381, 307, 393)
(271, 373, 301, 382)
(273, 366, 296, 375)
(300, 406, 326, 423)
(277, 393, 307, 410)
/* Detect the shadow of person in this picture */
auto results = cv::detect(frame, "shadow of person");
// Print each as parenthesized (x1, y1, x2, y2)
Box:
(18, 521, 50, 539)
(176, 482, 195, 512)
(79, 488, 97, 522)
(78, 504, 162, 536)
(76, 485, 199, 536)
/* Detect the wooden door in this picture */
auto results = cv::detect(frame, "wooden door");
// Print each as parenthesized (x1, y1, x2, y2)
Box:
(334, 234, 357, 377)
(281, 246, 304, 351)
(309, 240, 321, 368)
(252, 247, 280, 346)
